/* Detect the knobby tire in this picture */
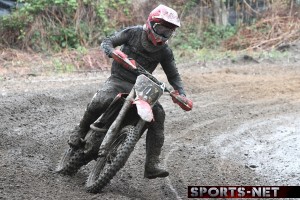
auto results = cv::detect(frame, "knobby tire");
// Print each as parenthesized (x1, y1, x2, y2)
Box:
(85, 125, 140, 193)
(56, 148, 85, 176)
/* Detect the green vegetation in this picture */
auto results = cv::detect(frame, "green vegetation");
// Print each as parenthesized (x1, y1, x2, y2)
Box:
(255, 49, 292, 61)
(0, 0, 298, 69)
(172, 24, 237, 50)
(171, 23, 237, 62)
(173, 47, 237, 63)
(0, 0, 131, 51)
(53, 59, 75, 73)
(0, 0, 241, 52)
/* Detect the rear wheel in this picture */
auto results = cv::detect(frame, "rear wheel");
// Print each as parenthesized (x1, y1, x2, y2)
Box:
(86, 125, 139, 193)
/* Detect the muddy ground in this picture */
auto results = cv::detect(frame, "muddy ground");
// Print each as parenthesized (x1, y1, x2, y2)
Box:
(1, 48, 300, 200)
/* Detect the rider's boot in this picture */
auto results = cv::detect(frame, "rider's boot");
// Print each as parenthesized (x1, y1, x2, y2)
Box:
(144, 119, 169, 179)
(68, 110, 97, 149)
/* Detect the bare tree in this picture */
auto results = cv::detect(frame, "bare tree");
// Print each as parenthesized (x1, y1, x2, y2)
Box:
(212, 0, 228, 25)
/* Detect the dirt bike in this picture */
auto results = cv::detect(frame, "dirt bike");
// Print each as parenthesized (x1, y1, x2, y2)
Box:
(56, 51, 192, 193)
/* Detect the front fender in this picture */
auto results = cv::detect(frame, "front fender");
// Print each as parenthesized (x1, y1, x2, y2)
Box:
(133, 99, 153, 122)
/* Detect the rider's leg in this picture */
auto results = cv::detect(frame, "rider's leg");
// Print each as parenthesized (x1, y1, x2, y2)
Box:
(144, 103, 169, 179)
(68, 81, 117, 148)
(68, 76, 133, 148)
(68, 107, 99, 148)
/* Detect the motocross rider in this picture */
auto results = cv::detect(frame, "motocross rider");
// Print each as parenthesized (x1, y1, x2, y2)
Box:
(68, 4, 193, 179)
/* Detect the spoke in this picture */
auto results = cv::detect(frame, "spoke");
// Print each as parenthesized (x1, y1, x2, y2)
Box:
(106, 133, 126, 163)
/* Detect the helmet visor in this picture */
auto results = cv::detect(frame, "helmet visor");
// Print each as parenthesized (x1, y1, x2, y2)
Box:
(153, 23, 174, 38)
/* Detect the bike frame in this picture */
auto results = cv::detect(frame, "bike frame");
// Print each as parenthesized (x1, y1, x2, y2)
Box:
(98, 74, 165, 157)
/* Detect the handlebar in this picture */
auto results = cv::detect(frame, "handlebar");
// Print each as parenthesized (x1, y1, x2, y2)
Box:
(111, 51, 167, 90)
(111, 51, 192, 111)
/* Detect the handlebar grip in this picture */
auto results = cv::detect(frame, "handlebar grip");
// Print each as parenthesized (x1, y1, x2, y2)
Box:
(111, 51, 137, 70)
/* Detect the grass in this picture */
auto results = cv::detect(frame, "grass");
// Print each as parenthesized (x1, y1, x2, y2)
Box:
(53, 59, 76, 73)
(0, 48, 111, 78)
(173, 47, 293, 64)
(0, 46, 295, 79)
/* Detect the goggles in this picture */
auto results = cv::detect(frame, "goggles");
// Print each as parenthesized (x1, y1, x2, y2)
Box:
(152, 23, 174, 38)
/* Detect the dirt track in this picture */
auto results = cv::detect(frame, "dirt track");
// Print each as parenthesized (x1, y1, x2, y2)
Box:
(1, 55, 300, 199)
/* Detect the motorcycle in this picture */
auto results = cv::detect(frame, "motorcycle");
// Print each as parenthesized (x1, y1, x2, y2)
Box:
(56, 51, 192, 193)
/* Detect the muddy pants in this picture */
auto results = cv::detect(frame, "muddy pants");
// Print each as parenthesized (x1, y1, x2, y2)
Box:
(74, 76, 165, 165)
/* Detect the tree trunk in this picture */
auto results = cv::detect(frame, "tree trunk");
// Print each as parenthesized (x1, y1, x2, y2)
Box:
(212, 0, 228, 26)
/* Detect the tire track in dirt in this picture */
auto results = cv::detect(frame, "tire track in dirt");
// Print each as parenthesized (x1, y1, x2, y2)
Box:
(211, 112, 300, 185)
(164, 146, 182, 200)
(161, 63, 300, 199)
(1, 63, 300, 199)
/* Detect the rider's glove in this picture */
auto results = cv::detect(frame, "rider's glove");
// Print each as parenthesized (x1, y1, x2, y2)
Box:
(170, 90, 193, 111)
(111, 49, 136, 70)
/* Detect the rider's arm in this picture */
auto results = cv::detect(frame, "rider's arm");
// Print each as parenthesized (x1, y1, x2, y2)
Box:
(100, 27, 134, 57)
(160, 48, 186, 96)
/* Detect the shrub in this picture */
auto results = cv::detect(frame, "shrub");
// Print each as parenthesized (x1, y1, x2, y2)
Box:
(0, 0, 132, 51)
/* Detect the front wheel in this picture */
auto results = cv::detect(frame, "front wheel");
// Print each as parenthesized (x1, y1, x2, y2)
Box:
(55, 147, 85, 175)
(86, 125, 140, 193)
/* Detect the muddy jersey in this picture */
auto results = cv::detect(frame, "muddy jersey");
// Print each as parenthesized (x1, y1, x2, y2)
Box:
(101, 25, 185, 95)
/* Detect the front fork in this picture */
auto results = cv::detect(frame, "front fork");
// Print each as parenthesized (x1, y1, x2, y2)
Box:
(98, 89, 146, 157)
